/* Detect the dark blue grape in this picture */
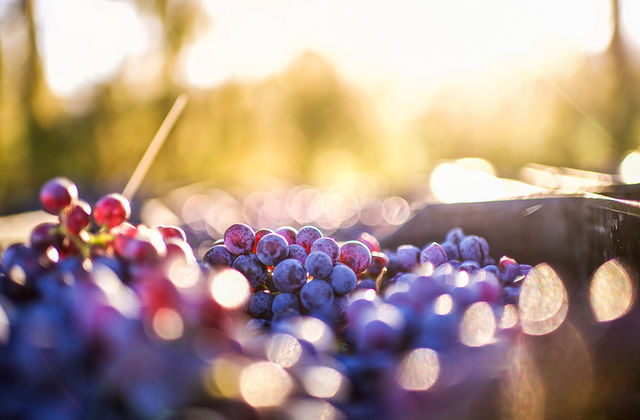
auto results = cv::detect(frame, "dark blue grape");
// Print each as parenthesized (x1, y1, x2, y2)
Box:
(445, 227, 465, 245)
(356, 278, 376, 289)
(203, 244, 234, 267)
(499, 256, 520, 285)
(305, 251, 333, 279)
(329, 263, 357, 295)
(256, 233, 288, 266)
(272, 259, 307, 293)
(459, 235, 489, 263)
(232, 254, 267, 288)
(394, 245, 420, 272)
(272, 292, 300, 315)
(249, 291, 275, 319)
(440, 241, 459, 260)
(300, 279, 334, 313)
(519, 264, 533, 276)
(420, 242, 448, 267)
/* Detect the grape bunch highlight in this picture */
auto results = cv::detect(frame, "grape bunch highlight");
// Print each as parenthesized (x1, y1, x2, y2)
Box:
(0, 178, 533, 419)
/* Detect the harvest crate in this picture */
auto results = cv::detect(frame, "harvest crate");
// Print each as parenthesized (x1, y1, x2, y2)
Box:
(382, 193, 640, 418)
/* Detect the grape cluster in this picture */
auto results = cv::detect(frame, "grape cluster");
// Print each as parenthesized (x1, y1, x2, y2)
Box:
(0, 178, 533, 419)
(204, 224, 372, 326)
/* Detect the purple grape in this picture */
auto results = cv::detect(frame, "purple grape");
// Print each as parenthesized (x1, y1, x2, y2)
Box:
(368, 251, 389, 277)
(484, 264, 500, 280)
(394, 244, 420, 272)
(309, 237, 340, 263)
(272, 292, 300, 315)
(253, 228, 274, 253)
(440, 241, 459, 260)
(232, 254, 267, 288)
(256, 233, 288, 266)
(300, 279, 334, 313)
(458, 260, 481, 273)
(276, 226, 298, 245)
(459, 235, 489, 263)
(519, 264, 533, 276)
(287, 244, 308, 265)
(203, 244, 234, 267)
(339, 241, 372, 274)
(39, 177, 78, 214)
(223, 223, 255, 255)
(356, 278, 377, 289)
(329, 263, 358, 295)
(502, 285, 521, 305)
(420, 242, 448, 267)
(357, 319, 402, 352)
(249, 290, 275, 319)
(272, 259, 307, 293)
(469, 277, 501, 304)
(445, 227, 465, 245)
(499, 256, 520, 285)
(296, 225, 323, 252)
(305, 251, 333, 279)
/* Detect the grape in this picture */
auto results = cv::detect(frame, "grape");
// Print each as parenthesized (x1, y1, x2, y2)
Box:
(287, 244, 308, 265)
(329, 263, 357, 295)
(232, 254, 267, 288)
(272, 259, 307, 293)
(296, 226, 323, 252)
(223, 223, 255, 255)
(29, 222, 58, 250)
(203, 244, 234, 268)
(300, 279, 334, 313)
(519, 264, 533, 276)
(339, 241, 372, 274)
(276, 226, 298, 245)
(253, 228, 274, 253)
(440, 241, 459, 260)
(445, 227, 465, 245)
(61, 200, 91, 233)
(394, 245, 420, 272)
(39, 177, 78, 214)
(157, 226, 187, 242)
(367, 251, 389, 277)
(357, 232, 381, 253)
(458, 260, 481, 273)
(256, 233, 289, 266)
(356, 278, 376, 289)
(420, 242, 448, 267)
(309, 237, 340, 263)
(93, 193, 131, 228)
(272, 292, 301, 315)
(305, 251, 333, 280)
(459, 235, 489, 263)
(249, 291, 275, 319)
(498, 256, 520, 285)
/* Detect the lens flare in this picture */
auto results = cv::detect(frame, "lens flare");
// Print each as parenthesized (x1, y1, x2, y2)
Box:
(210, 269, 250, 309)
(0, 305, 9, 344)
(434, 294, 453, 315)
(266, 333, 302, 368)
(168, 260, 200, 289)
(204, 355, 246, 399)
(590, 259, 635, 322)
(240, 362, 292, 407)
(519, 264, 568, 335)
(619, 151, 640, 184)
(460, 301, 496, 347)
(302, 366, 346, 399)
(499, 304, 519, 329)
(152, 307, 184, 341)
(286, 399, 342, 420)
(397, 348, 440, 391)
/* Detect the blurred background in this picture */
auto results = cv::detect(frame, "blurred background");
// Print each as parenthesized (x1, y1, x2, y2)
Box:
(1, 0, 640, 219)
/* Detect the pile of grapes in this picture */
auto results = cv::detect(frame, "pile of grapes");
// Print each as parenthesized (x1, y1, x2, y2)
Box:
(0, 178, 532, 419)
